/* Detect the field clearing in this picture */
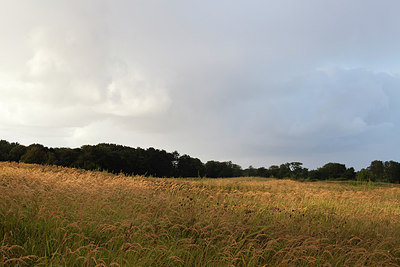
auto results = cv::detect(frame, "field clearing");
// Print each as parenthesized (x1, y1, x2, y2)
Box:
(1, 162, 400, 266)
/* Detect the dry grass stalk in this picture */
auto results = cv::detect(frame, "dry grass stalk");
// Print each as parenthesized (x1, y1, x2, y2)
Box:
(1, 162, 400, 266)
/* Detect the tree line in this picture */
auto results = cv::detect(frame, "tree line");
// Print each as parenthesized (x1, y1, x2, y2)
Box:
(0, 140, 399, 182)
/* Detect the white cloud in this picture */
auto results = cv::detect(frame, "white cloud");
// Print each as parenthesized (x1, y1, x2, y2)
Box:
(104, 65, 171, 117)
(0, 20, 171, 128)
(1, 0, 400, 170)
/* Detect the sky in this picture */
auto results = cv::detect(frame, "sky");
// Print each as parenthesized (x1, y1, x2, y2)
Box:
(1, 0, 400, 170)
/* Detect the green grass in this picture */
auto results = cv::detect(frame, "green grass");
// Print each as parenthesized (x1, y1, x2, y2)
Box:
(1, 162, 400, 266)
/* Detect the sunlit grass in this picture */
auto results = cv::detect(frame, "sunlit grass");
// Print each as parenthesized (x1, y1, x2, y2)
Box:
(1, 162, 400, 266)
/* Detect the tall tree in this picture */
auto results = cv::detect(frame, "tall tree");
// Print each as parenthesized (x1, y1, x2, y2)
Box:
(368, 160, 384, 181)
(384, 161, 400, 183)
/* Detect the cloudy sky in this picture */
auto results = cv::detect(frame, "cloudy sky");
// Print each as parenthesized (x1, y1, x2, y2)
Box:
(1, 0, 399, 169)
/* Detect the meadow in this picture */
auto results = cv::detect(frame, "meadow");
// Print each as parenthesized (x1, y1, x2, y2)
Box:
(1, 162, 400, 266)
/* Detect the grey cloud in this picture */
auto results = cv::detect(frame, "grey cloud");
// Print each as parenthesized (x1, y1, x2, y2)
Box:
(1, 0, 400, 170)
(231, 68, 400, 168)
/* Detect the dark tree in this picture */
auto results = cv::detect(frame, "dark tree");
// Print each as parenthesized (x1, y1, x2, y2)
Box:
(177, 154, 205, 177)
(8, 144, 27, 162)
(244, 166, 258, 177)
(343, 167, 356, 180)
(268, 165, 280, 178)
(308, 169, 321, 181)
(288, 162, 308, 179)
(205, 161, 242, 178)
(3, 138, 400, 183)
(230, 163, 243, 177)
(144, 147, 176, 177)
(256, 167, 270, 177)
(368, 160, 384, 181)
(46, 148, 58, 165)
(356, 168, 373, 181)
(0, 140, 13, 161)
(384, 161, 400, 183)
(278, 163, 291, 178)
(55, 148, 81, 167)
(21, 144, 48, 164)
(204, 161, 220, 178)
(317, 163, 347, 180)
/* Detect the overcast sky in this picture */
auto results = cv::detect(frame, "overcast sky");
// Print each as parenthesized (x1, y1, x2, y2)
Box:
(1, 0, 399, 170)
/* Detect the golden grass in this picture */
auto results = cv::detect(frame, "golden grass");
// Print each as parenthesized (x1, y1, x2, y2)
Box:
(1, 162, 400, 266)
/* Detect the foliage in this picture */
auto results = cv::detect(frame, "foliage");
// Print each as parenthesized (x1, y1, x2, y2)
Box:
(20, 144, 48, 164)
(8, 145, 27, 162)
(317, 163, 347, 180)
(0, 139, 399, 182)
(204, 160, 242, 178)
(384, 161, 400, 183)
(177, 154, 205, 177)
(369, 160, 384, 180)
(356, 168, 374, 182)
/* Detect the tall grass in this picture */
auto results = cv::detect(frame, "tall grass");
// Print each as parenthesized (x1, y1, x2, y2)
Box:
(1, 162, 400, 266)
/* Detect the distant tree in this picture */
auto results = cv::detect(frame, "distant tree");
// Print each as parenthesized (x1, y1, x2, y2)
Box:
(55, 148, 81, 167)
(7, 138, 400, 183)
(245, 166, 258, 177)
(97, 144, 125, 174)
(368, 160, 384, 181)
(231, 163, 243, 177)
(205, 161, 242, 178)
(78, 145, 104, 170)
(384, 161, 400, 183)
(256, 167, 270, 177)
(126, 147, 175, 177)
(356, 169, 373, 182)
(219, 161, 237, 177)
(0, 140, 13, 161)
(205, 161, 221, 178)
(344, 167, 356, 180)
(21, 144, 48, 164)
(177, 155, 205, 177)
(8, 145, 27, 162)
(243, 166, 271, 177)
(308, 169, 321, 180)
(278, 163, 291, 178)
(317, 163, 347, 180)
(46, 148, 58, 165)
(288, 162, 308, 179)
(268, 165, 280, 178)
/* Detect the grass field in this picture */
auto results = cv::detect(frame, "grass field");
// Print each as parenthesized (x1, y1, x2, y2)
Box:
(1, 162, 400, 266)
